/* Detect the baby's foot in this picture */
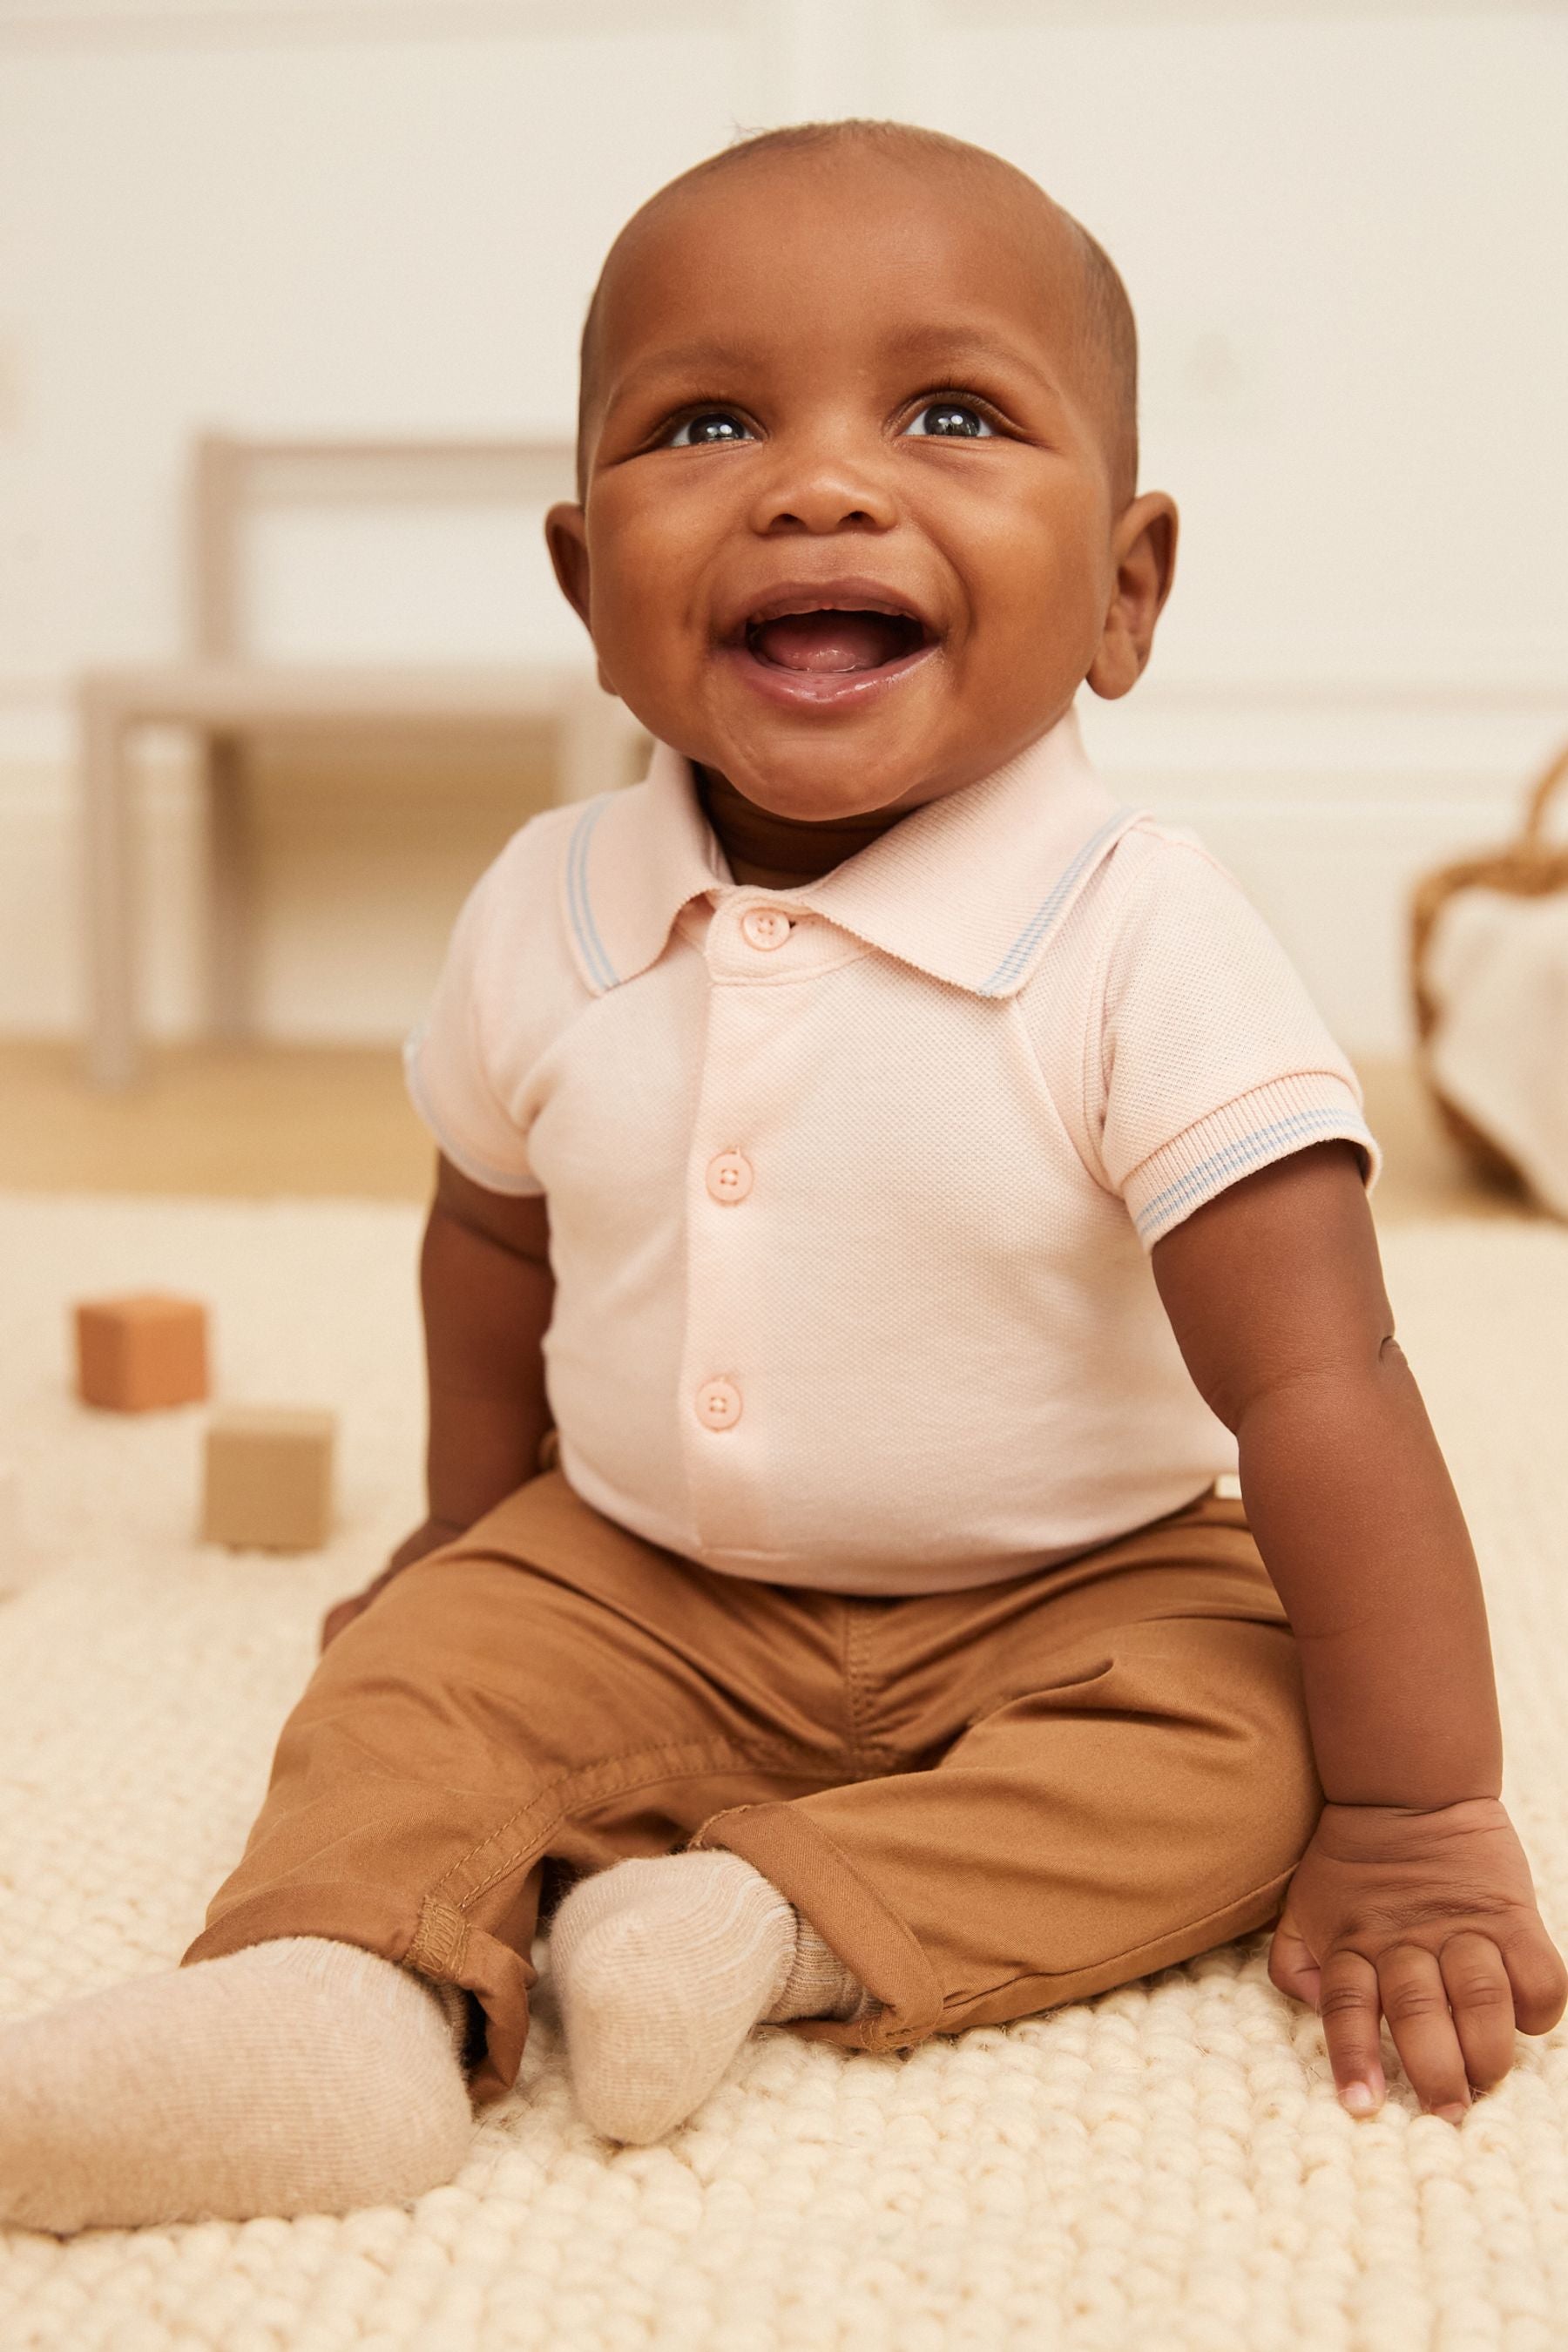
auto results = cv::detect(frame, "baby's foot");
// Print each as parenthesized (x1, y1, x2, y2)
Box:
(0, 1936, 471, 2233)
(549, 1848, 863, 2144)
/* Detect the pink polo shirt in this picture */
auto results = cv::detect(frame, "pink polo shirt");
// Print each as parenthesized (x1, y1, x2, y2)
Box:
(406, 701, 1380, 1593)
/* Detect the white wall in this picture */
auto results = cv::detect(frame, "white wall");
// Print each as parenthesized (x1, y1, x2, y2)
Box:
(1, 0, 1565, 1052)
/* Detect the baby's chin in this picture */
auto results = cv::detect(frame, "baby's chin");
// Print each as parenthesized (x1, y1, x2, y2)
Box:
(715, 697, 1082, 823)
(686, 655, 980, 815)
(699, 730, 957, 827)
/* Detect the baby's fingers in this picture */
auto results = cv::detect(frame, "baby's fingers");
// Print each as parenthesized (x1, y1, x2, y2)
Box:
(1373, 1943, 1478, 2121)
(1439, 1931, 1518, 2093)
(1500, 1922, 1568, 2038)
(1317, 1948, 1386, 2116)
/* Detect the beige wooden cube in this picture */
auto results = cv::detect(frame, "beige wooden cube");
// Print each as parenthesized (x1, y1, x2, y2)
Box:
(76, 1294, 209, 1411)
(201, 1407, 335, 1552)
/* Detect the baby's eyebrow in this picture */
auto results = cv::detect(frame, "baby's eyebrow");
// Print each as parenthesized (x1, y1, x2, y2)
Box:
(878, 321, 1067, 402)
(619, 326, 1058, 386)
(614, 336, 757, 394)
(601, 323, 1070, 429)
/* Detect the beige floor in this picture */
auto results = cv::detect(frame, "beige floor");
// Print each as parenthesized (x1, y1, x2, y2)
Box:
(0, 1037, 1543, 1226)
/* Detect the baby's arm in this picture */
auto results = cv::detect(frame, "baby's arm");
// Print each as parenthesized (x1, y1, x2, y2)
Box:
(321, 1153, 555, 1646)
(1152, 1137, 1565, 2119)
(1150, 1136, 1499, 1808)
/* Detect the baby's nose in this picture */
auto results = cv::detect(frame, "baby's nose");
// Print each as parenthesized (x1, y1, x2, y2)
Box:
(748, 447, 897, 536)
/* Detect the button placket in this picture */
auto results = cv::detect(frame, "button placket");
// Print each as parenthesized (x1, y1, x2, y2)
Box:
(698, 1145, 751, 1417)
(680, 958, 792, 1552)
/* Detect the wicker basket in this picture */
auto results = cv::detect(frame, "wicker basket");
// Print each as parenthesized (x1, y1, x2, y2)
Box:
(1409, 739, 1568, 1187)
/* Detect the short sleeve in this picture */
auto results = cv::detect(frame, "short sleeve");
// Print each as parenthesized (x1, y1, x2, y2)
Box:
(1097, 836, 1381, 1249)
(403, 857, 544, 1198)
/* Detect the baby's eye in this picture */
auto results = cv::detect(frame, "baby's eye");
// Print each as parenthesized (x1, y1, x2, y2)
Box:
(666, 411, 754, 449)
(902, 401, 997, 440)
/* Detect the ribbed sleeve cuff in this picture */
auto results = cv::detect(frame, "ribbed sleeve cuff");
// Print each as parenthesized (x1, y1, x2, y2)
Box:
(1124, 1073, 1381, 1250)
(402, 1026, 544, 1199)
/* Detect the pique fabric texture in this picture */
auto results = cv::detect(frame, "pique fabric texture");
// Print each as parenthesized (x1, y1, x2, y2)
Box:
(404, 702, 1379, 1594)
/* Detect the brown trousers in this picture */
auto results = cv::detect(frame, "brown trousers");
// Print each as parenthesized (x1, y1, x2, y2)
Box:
(185, 1470, 1322, 2105)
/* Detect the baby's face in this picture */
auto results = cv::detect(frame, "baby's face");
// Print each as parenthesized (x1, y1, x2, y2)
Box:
(548, 147, 1174, 822)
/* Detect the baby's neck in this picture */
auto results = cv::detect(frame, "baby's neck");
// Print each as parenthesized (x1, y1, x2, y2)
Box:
(697, 765, 911, 890)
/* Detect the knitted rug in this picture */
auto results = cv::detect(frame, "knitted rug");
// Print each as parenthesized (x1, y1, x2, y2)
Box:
(1, 1191, 1565, 2352)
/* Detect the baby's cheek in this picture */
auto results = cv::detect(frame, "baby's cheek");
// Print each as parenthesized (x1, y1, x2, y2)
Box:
(594, 566, 693, 677)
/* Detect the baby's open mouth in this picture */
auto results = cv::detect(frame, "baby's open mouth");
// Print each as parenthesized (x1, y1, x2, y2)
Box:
(745, 609, 930, 675)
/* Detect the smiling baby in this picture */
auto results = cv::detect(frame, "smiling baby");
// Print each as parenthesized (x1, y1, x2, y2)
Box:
(2, 118, 1562, 2233)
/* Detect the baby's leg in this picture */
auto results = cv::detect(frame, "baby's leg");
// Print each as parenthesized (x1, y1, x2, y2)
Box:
(0, 1937, 470, 2234)
(689, 1504, 1325, 2058)
(0, 1470, 880, 2225)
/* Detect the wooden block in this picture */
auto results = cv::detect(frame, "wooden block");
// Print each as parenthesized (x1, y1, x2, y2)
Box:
(75, 1294, 209, 1411)
(201, 1407, 335, 1551)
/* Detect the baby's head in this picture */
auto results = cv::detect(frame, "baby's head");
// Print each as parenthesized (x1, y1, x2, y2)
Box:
(546, 120, 1177, 824)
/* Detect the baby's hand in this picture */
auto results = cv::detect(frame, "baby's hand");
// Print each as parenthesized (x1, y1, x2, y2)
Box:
(1269, 1795, 1567, 2122)
(319, 1516, 464, 1652)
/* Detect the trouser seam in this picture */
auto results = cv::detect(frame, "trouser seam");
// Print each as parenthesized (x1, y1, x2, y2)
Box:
(434, 1734, 845, 1911)
(934, 1861, 1298, 2019)
(842, 1602, 876, 1769)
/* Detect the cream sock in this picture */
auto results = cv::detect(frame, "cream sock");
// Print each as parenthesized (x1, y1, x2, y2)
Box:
(549, 1849, 865, 2146)
(0, 1936, 473, 2234)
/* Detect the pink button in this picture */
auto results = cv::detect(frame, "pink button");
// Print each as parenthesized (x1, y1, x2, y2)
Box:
(695, 1377, 742, 1430)
(740, 906, 792, 951)
(706, 1150, 754, 1205)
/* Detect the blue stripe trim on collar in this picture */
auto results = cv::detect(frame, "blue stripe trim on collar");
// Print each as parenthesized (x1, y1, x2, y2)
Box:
(977, 809, 1132, 997)
(566, 796, 619, 991)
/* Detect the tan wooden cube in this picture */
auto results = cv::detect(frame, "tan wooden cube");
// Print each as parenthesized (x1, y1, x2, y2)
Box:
(75, 1294, 209, 1411)
(201, 1407, 335, 1551)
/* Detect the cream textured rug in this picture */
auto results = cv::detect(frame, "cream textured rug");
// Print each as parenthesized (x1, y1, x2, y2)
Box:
(1, 1189, 1566, 2352)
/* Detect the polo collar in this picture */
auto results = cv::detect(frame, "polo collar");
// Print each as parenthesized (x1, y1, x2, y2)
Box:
(558, 700, 1140, 1001)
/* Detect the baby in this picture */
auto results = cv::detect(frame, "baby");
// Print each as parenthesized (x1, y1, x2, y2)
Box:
(4, 118, 1565, 2234)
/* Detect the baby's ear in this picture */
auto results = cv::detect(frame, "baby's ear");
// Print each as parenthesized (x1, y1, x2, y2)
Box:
(544, 501, 592, 631)
(546, 504, 619, 696)
(1085, 492, 1178, 700)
